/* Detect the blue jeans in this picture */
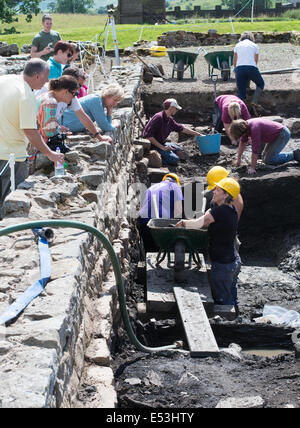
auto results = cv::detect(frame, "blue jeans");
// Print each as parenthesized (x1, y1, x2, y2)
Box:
(262, 127, 294, 165)
(210, 257, 241, 306)
(156, 142, 182, 166)
(235, 65, 264, 100)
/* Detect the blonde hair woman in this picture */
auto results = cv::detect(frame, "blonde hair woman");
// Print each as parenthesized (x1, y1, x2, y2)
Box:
(62, 82, 124, 133)
(213, 94, 250, 145)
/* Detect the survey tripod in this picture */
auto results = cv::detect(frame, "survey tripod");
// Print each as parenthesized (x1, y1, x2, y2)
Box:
(102, 8, 120, 66)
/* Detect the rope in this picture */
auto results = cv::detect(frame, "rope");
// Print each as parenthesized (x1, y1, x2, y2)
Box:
(0, 161, 9, 177)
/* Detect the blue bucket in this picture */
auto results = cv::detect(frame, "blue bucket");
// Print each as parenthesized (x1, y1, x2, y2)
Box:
(196, 133, 221, 155)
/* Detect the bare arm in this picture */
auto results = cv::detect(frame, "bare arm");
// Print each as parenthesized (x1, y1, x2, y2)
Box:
(224, 122, 238, 145)
(236, 140, 247, 166)
(24, 129, 64, 164)
(30, 45, 53, 59)
(75, 108, 112, 143)
(254, 53, 259, 65)
(175, 209, 214, 229)
(182, 127, 203, 136)
(233, 194, 244, 220)
(233, 52, 238, 68)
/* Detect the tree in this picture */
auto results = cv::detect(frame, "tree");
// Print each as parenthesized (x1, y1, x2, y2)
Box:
(0, 0, 40, 25)
(55, 0, 95, 13)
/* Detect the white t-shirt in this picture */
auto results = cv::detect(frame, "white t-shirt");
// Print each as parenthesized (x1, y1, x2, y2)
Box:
(234, 39, 259, 67)
(35, 83, 81, 119)
(0, 75, 37, 161)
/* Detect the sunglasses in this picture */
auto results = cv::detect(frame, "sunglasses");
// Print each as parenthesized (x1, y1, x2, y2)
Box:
(69, 90, 79, 97)
(67, 52, 73, 58)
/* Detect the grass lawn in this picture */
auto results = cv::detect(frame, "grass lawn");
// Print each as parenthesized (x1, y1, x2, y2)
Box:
(0, 13, 299, 50)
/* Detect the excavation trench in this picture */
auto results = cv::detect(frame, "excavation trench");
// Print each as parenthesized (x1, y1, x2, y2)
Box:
(75, 47, 300, 408)
(109, 99, 300, 408)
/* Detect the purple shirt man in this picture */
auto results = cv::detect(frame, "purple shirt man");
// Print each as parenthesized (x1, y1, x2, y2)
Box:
(142, 98, 202, 166)
(143, 110, 184, 146)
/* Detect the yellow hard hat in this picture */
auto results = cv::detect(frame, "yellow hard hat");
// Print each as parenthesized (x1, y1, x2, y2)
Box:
(215, 177, 240, 200)
(162, 173, 180, 186)
(206, 166, 229, 191)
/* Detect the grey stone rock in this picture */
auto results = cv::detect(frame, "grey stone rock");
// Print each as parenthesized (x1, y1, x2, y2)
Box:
(4, 191, 31, 216)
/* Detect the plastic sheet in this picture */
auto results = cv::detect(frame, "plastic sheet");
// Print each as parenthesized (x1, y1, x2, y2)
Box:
(254, 305, 300, 328)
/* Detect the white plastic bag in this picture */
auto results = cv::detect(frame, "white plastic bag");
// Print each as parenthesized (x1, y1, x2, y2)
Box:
(254, 305, 300, 328)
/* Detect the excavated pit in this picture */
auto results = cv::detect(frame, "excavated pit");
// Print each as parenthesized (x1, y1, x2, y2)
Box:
(75, 44, 300, 409)
(111, 49, 300, 409)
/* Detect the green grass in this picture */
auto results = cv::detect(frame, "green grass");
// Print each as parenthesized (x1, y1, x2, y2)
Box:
(1, 13, 299, 50)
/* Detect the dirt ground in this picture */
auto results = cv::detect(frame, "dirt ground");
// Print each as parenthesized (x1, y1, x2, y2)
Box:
(88, 43, 300, 409)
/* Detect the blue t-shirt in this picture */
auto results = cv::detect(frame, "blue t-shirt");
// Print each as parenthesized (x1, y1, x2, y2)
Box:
(62, 94, 115, 132)
(47, 57, 63, 79)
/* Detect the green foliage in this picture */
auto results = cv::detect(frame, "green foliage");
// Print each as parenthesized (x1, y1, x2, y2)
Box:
(282, 9, 300, 20)
(55, 0, 95, 14)
(0, 0, 40, 25)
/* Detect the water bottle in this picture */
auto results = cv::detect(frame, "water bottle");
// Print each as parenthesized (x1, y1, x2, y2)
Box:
(55, 147, 65, 176)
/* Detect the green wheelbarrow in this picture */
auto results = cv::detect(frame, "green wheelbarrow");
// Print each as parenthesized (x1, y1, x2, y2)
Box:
(167, 49, 200, 80)
(204, 50, 234, 82)
(148, 218, 208, 282)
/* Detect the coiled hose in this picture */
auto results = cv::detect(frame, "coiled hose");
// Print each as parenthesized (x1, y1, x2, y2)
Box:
(0, 220, 179, 353)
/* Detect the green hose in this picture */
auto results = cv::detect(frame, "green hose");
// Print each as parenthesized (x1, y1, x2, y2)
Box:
(0, 220, 178, 353)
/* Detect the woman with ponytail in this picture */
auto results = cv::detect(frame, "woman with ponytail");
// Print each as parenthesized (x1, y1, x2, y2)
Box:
(213, 94, 251, 145)
(37, 75, 79, 153)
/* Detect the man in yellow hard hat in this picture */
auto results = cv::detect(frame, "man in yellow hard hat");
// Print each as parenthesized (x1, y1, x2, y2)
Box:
(137, 173, 183, 252)
(176, 176, 241, 309)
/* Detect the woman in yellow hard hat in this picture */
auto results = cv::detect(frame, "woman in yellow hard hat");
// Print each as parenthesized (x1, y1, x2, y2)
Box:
(176, 177, 241, 309)
(205, 166, 243, 220)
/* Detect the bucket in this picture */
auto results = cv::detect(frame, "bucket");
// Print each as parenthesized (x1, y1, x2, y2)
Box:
(150, 46, 167, 57)
(196, 133, 221, 155)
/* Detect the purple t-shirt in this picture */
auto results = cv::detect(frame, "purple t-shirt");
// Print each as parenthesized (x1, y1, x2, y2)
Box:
(241, 118, 283, 154)
(139, 181, 183, 222)
(216, 95, 250, 124)
(143, 110, 184, 145)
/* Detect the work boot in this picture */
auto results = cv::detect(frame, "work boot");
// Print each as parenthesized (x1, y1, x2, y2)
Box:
(252, 86, 263, 105)
(293, 149, 300, 163)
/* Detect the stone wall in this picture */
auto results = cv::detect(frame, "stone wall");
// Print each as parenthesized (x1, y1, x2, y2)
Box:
(0, 63, 144, 407)
(157, 30, 297, 48)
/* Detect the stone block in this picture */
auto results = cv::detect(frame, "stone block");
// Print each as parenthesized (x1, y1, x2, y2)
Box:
(4, 191, 31, 217)
(216, 396, 264, 408)
(85, 338, 111, 366)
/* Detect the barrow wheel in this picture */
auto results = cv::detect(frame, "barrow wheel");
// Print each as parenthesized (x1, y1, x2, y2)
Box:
(221, 60, 230, 81)
(177, 59, 184, 80)
(174, 240, 185, 283)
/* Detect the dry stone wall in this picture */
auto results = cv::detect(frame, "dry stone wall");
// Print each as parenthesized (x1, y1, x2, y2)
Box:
(0, 63, 143, 407)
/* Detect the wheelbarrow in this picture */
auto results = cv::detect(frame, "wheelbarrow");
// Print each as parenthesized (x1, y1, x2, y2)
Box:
(148, 218, 208, 282)
(203, 50, 234, 82)
(167, 49, 200, 80)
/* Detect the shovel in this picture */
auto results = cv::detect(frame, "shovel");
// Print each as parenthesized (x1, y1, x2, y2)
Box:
(134, 53, 165, 79)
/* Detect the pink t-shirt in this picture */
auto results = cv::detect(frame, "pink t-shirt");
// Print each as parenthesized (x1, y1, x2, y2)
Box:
(216, 95, 250, 124)
(241, 118, 283, 154)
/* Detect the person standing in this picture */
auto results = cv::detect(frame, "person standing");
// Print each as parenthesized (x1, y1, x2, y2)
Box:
(143, 99, 202, 166)
(0, 59, 64, 208)
(233, 31, 264, 109)
(176, 177, 241, 308)
(30, 14, 61, 62)
(230, 118, 300, 175)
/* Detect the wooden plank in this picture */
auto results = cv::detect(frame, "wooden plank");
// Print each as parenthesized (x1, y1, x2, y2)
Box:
(146, 252, 214, 314)
(173, 286, 220, 357)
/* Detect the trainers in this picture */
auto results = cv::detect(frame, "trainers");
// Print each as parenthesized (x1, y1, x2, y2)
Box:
(293, 149, 300, 163)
